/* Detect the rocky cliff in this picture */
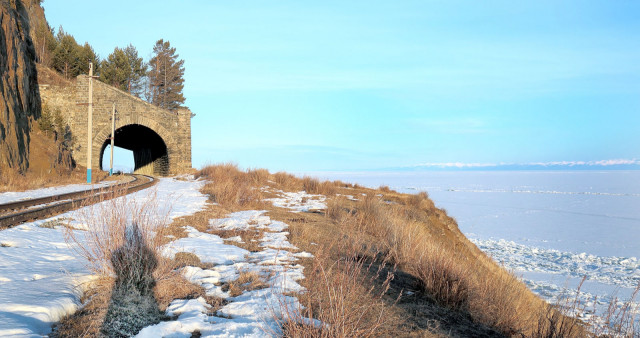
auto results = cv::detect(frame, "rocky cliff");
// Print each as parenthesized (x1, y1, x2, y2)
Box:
(0, 0, 41, 172)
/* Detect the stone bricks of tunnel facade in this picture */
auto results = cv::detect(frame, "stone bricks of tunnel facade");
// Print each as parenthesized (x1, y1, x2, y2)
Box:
(38, 75, 192, 175)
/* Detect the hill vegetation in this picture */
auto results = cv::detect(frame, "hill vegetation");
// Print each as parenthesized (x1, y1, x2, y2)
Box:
(53, 164, 598, 337)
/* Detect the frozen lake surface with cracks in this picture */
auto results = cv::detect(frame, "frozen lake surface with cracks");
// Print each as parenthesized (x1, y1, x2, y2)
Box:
(310, 170, 640, 307)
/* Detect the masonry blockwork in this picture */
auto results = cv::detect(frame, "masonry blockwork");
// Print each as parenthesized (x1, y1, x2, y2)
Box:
(99, 124, 169, 176)
(39, 75, 192, 177)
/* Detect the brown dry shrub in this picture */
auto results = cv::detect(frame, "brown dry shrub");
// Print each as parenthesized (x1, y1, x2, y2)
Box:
(411, 247, 470, 310)
(197, 163, 262, 207)
(61, 191, 178, 336)
(247, 168, 271, 186)
(195, 162, 240, 179)
(332, 180, 352, 188)
(469, 269, 538, 335)
(326, 196, 349, 222)
(226, 271, 267, 297)
(273, 171, 301, 191)
(531, 303, 585, 338)
(274, 246, 394, 337)
(172, 251, 214, 270)
(64, 189, 174, 280)
(379, 185, 392, 193)
(406, 191, 429, 209)
(302, 176, 320, 193)
(154, 273, 210, 311)
(355, 194, 389, 234)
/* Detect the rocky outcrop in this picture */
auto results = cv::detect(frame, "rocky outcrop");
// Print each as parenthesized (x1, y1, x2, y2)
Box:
(0, 0, 41, 172)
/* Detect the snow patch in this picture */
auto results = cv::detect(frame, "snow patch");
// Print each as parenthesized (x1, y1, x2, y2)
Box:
(263, 188, 326, 213)
(140, 210, 316, 337)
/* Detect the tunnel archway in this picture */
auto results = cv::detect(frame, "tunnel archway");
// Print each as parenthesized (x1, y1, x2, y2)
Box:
(99, 124, 169, 176)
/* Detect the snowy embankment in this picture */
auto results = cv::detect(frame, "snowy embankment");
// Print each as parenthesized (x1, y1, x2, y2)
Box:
(137, 189, 325, 337)
(0, 180, 118, 204)
(0, 177, 208, 337)
(0, 177, 326, 337)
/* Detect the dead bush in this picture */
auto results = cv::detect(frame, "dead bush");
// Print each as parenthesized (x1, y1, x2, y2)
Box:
(469, 269, 537, 335)
(247, 168, 271, 186)
(406, 191, 429, 209)
(62, 190, 174, 336)
(411, 245, 469, 310)
(326, 196, 348, 222)
(198, 163, 262, 207)
(274, 246, 394, 337)
(379, 185, 392, 193)
(274, 171, 301, 191)
(226, 271, 267, 297)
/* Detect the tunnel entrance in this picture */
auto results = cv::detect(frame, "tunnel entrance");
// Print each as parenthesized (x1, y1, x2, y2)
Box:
(99, 124, 169, 176)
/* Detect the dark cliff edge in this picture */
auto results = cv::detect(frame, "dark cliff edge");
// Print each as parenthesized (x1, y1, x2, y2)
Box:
(0, 0, 41, 172)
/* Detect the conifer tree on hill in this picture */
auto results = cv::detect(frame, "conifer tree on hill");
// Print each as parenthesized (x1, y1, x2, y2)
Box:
(100, 44, 147, 98)
(148, 39, 185, 111)
(51, 27, 99, 79)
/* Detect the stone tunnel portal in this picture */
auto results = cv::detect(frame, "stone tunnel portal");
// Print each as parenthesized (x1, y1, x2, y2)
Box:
(99, 124, 169, 176)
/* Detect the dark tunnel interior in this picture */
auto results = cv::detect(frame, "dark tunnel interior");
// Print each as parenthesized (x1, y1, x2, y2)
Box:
(99, 124, 169, 176)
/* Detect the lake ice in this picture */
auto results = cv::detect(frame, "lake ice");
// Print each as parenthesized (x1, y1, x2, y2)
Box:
(309, 170, 640, 309)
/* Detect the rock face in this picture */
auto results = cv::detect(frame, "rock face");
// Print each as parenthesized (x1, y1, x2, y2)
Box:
(0, 0, 41, 172)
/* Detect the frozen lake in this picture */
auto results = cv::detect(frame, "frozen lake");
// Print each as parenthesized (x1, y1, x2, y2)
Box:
(308, 170, 640, 309)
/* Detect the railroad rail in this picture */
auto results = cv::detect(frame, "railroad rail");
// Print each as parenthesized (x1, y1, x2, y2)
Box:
(0, 174, 156, 229)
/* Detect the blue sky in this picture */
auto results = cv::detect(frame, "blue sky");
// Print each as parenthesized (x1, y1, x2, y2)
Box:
(43, 1, 640, 172)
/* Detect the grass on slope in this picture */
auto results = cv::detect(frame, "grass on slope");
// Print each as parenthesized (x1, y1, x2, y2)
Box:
(53, 163, 601, 337)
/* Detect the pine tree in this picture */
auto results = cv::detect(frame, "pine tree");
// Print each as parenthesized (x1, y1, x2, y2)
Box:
(123, 44, 147, 97)
(100, 45, 147, 97)
(51, 27, 97, 78)
(148, 39, 185, 110)
(77, 42, 99, 76)
(52, 27, 79, 79)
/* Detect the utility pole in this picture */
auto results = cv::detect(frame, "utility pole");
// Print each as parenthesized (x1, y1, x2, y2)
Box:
(86, 62, 94, 183)
(109, 103, 116, 176)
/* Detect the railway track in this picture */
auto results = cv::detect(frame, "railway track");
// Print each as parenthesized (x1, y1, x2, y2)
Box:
(0, 174, 156, 229)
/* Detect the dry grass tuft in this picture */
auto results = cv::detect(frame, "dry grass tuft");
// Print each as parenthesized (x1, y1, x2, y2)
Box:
(226, 271, 267, 297)
(411, 245, 470, 310)
(154, 273, 212, 312)
(379, 185, 392, 193)
(247, 168, 270, 186)
(301, 176, 320, 194)
(196, 163, 263, 207)
(172, 252, 214, 270)
(273, 171, 301, 191)
(326, 195, 349, 222)
(275, 245, 395, 337)
(405, 191, 435, 210)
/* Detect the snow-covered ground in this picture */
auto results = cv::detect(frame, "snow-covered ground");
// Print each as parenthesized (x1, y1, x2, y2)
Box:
(0, 177, 208, 337)
(309, 171, 640, 322)
(140, 210, 317, 337)
(0, 180, 119, 205)
(0, 175, 328, 337)
(263, 188, 326, 212)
